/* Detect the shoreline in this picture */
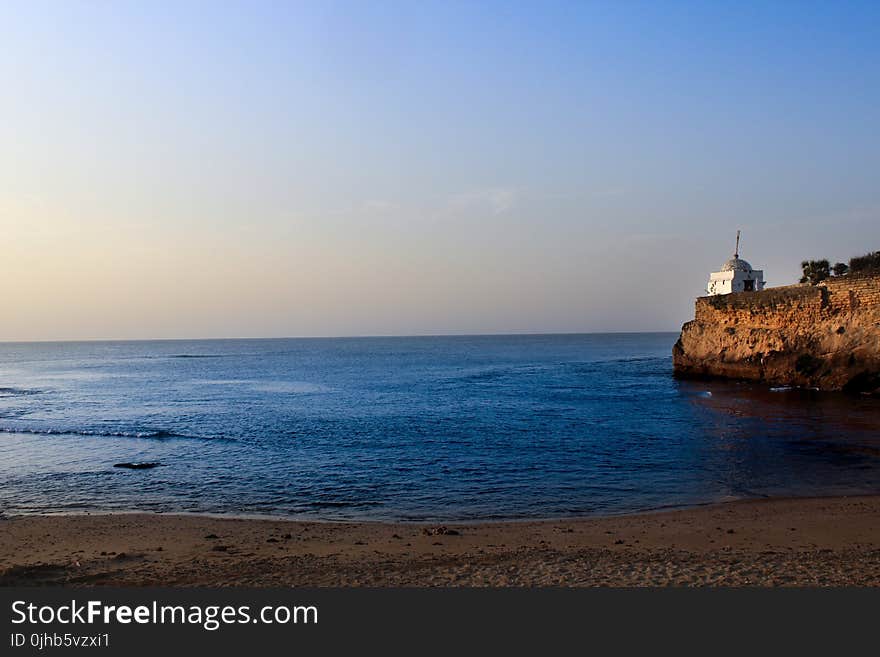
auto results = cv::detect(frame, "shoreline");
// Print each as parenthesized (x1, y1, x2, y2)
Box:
(2, 495, 879, 586)
(0, 496, 739, 525)
(0, 490, 868, 524)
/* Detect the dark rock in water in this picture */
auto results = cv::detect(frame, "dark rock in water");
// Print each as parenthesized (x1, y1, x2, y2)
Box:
(113, 462, 161, 470)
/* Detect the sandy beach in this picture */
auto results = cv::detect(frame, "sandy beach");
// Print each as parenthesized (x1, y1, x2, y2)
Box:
(2, 495, 879, 587)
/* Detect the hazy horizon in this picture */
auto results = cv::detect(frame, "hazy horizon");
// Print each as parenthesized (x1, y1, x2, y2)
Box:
(0, 329, 683, 345)
(3, 2, 879, 341)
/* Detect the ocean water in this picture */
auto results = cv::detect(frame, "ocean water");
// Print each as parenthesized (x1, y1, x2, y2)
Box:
(1, 334, 878, 521)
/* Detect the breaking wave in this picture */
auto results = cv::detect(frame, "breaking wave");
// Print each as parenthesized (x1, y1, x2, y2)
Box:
(0, 426, 213, 440)
(0, 387, 43, 397)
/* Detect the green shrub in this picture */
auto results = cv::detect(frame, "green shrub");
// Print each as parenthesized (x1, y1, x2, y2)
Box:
(849, 251, 880, 273)
(800, 259, 829, 285)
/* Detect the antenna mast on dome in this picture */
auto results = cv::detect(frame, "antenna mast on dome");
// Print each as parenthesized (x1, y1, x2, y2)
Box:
(735, 230, 740, 259)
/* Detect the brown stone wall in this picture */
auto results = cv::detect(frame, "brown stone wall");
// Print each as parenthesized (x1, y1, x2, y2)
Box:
(693, 274, 880, 326)
(823, 274, 880, 311)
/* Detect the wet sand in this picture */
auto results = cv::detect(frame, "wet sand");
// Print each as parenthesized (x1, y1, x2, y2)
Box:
(2, 496, 879, 586)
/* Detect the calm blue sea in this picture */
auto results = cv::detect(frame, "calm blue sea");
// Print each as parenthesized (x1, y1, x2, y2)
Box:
(1, 334, 879, 520)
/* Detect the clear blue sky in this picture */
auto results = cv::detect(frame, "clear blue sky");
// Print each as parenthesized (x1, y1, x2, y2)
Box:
(2, 1, 879, 339)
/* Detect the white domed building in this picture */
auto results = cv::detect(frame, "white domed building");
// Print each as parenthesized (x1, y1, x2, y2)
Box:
(706, 232, 765, 296)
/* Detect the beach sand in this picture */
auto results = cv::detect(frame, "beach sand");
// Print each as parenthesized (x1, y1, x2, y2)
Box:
(2, 496, 879, 586)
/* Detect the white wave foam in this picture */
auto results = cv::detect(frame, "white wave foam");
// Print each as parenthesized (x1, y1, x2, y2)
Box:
(0, 426, 188, 439)
(193, 379, 329, 394)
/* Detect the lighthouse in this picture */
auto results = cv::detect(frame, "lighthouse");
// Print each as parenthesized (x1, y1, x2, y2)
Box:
(706, 231, 765, 296)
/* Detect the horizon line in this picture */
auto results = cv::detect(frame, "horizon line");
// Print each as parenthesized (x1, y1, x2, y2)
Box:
(0, 329, 681, 345)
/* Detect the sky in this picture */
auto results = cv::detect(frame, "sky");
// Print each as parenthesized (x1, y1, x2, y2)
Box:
(2, 1, 879, 340)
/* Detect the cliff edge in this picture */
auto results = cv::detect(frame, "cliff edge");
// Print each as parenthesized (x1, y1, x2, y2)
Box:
(673, 273, 880, 393)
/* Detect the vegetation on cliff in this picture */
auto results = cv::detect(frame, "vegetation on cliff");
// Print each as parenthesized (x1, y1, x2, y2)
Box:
(850, 251, 880, 273)
(799, 250, 880, 285)
(800, 259, 831, 285)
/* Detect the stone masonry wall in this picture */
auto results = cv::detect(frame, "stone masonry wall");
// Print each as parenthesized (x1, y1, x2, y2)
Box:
(693, 274, 880, 328)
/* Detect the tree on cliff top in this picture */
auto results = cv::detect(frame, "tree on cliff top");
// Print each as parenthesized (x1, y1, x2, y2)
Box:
(849, 251, 880, 273)
(832, 262, 849, 277)
(800, 259, 830, 285)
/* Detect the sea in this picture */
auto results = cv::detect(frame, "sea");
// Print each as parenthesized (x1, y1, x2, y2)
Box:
(1, 334, 878, 521)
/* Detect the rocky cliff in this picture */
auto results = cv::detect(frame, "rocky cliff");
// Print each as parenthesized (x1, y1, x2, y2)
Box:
(673, 273, 880, 393)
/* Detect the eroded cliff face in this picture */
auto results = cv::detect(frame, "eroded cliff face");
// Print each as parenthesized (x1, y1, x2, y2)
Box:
(673, 274, 880, 393)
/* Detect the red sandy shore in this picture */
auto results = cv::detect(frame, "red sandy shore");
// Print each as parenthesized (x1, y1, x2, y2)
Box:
(2, 496, 879, 586)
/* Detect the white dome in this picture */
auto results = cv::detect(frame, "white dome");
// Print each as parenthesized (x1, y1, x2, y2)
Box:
(721, 257, 753, 272)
